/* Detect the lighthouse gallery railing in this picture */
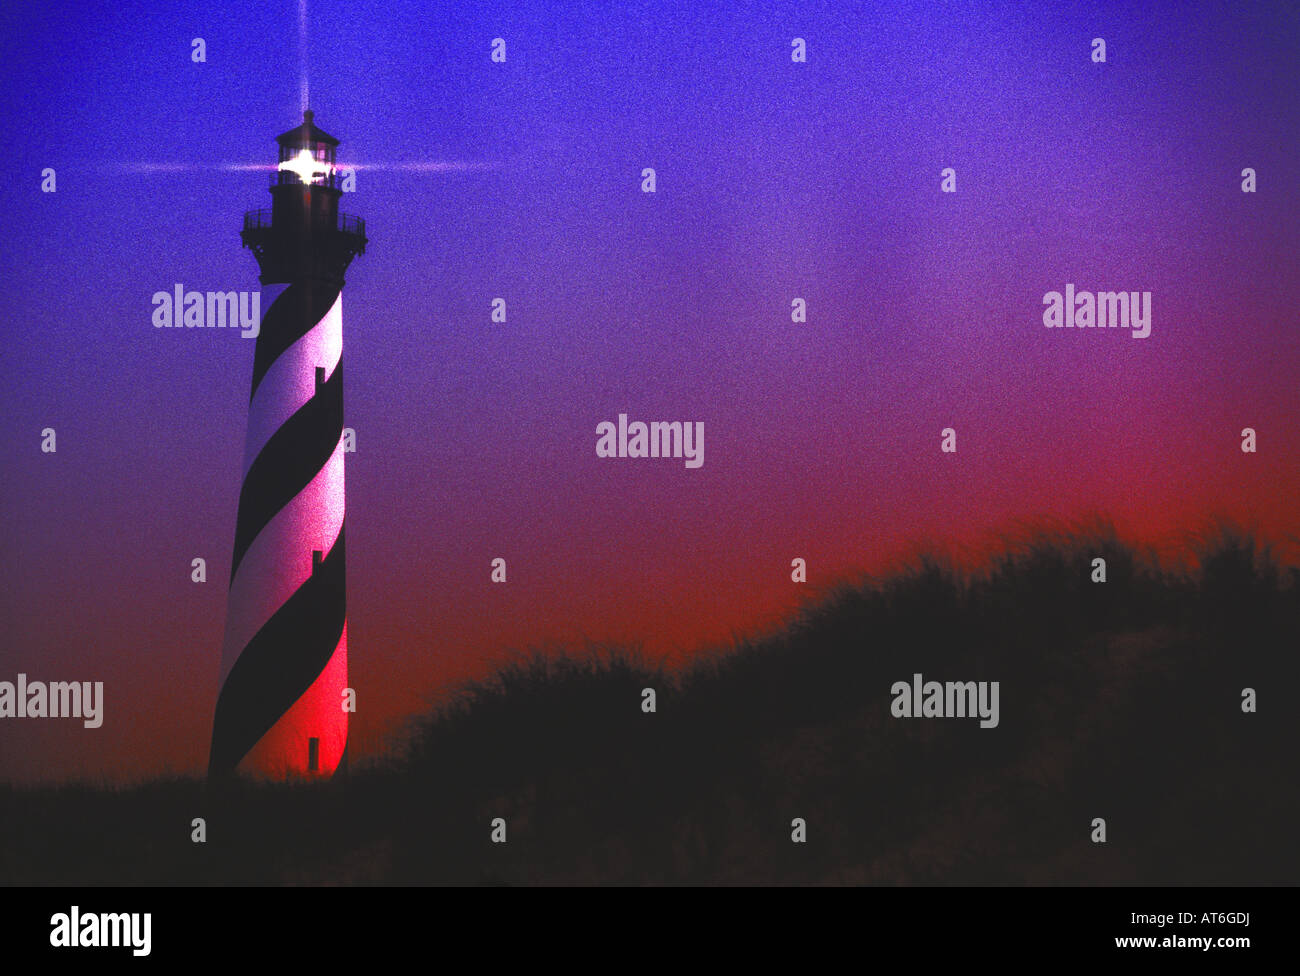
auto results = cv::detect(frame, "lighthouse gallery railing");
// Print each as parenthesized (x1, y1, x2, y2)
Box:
(242, 209, 366, 238)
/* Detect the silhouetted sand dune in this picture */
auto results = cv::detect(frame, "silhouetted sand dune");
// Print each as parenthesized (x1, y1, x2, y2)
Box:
(3, 522, 1296, 884)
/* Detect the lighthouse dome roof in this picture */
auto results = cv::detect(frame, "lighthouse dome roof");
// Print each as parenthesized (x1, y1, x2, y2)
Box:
(276, 109, 340, 147)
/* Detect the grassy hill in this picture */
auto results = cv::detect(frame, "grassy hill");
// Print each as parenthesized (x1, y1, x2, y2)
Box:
(3, 523, 1297, 884)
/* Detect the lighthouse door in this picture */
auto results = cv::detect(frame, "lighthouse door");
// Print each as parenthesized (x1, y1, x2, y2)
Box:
(308, 737, 320, 773)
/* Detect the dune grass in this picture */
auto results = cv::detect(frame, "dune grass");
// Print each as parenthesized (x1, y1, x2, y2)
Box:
(3, 521, 1296, 884)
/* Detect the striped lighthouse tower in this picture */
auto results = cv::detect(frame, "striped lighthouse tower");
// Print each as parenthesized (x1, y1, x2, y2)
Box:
(210, 110, 366, 779)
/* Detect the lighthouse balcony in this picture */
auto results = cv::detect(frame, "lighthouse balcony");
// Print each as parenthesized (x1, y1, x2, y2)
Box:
(338, 213, 363, 234)
(241, 207, 367, 284)
(243, 207, 366, 243)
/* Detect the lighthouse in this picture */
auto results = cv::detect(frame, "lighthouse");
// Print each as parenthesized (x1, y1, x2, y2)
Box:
(209, 110, 366, 779)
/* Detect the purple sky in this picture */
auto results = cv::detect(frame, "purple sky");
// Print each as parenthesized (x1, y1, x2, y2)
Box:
(1, 0, 1297, 783)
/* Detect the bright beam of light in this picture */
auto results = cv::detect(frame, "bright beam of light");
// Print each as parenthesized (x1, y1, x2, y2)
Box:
(278, 147, 333, 183)
(112, 163, 207, 173)
(343, 161, 503, 172)
(299, 0, 309, 115)
(111, 159, 504, 175)
(110, 162, 279, 173)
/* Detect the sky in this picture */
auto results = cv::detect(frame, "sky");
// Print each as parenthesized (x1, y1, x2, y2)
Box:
(0, 0, 1297, 784)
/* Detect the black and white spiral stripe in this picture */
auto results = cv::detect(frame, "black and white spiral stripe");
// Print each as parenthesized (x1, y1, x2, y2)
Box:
(209, 280, 349, 778)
